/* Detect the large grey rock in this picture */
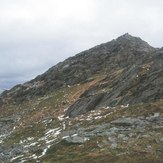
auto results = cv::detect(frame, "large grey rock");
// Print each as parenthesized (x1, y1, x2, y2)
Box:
(111, 118, 148, 127)
(65, 93, 105, 117)
(64, 136, 88, 144)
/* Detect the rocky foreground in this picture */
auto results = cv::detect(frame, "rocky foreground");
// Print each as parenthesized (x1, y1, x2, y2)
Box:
(0, 34, 163, 162)
(1, 101, 163, 162)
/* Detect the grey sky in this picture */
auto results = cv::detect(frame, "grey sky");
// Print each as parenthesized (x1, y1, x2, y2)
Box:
(0, 0, 163, 92)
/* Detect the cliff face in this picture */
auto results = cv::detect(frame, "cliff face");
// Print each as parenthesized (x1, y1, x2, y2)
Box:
(0, 34, 163, 162)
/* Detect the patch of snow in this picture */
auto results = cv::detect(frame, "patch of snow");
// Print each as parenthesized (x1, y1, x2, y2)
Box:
(38, 145, 51, 158)
(63, 122, 66, 130)
(58, 115, 64, 121)
(24, 142, 38, 148)
(94, 116, 103, 120)
(27, 137, 34, 141)
(47, 119, 53, 123)
(68, 121, 72, 125)
(0, 134, 7, 142)
(58, 115, 69, 121)
(84, 137, 90, 141)
(19, 138, 34, 144)
(42, 148, 48, 156)
(10, 155, 24, 162)
(39, 127, 62, 145)
(45, 127, 60, 135)
(27, 154, 37, 159)
(20, 154, 38, 162)
(79, 118, 85, 121)
(71, 134, 78, 137)
(97, 141, 102, 148)
(153, 112, 160, 117)
(86, 117, 92, 121)
(42, 119, 52, 124)
(79, 115, 84, 118)
(54, 129, 62, 137)
(62, 135, 70, 139)
(121, 104, 129, 108)
(64, 107, 69, 112)
(19, 140, 24, 144)
(104, 112, 112, 118)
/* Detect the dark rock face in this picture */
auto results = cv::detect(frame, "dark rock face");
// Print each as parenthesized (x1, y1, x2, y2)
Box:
(65, 93, 105, 117)
(1, 34, 163, 117)
(66, 52, 163, 117)
(63, 35, 163, 117)
(110, 117, 149, 126)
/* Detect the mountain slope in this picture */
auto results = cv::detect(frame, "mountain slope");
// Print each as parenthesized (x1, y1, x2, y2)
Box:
(66, 50, 163, 117)
(0, 33, 156, 104)
(0, 34, 163, 162)
(1, 33, 162, 116)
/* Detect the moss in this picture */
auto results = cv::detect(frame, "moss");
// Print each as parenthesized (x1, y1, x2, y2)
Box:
(4, 123, 45, 145)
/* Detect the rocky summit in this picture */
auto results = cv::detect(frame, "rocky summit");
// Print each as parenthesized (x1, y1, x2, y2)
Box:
(0, 34, 163, 163)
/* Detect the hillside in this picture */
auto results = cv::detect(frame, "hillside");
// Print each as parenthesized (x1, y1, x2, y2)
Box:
(0, 34, 163, 162)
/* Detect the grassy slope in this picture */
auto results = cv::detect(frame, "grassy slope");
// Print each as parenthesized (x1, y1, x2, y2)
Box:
(1, 73, 163, 163)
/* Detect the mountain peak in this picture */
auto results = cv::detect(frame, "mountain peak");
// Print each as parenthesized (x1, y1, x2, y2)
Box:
(117, 33, 133, 39)
(113, 33, 154, 51)
(116, 33, 142, 42)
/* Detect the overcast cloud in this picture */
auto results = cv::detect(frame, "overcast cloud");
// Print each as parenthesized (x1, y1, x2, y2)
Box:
(0, 0, 163, 92)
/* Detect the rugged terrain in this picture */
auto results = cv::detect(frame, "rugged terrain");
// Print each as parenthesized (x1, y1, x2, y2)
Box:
(0, 34, 163, 162)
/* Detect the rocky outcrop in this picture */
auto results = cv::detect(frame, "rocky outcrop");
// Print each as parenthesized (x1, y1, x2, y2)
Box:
(65, 93, 105, 117)
(65, 50, 163, 117)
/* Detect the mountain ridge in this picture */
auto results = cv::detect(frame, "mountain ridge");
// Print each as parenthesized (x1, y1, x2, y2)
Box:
(0, 33, 157, 105)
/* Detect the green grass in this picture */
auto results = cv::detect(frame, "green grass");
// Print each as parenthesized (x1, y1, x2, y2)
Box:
(4, 123, 46, 145)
